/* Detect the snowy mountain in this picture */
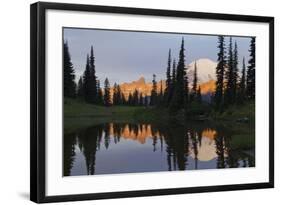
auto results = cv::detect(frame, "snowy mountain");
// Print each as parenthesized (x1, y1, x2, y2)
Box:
(186, 58, 217, 84)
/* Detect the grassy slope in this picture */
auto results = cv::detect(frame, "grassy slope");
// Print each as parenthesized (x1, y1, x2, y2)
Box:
(64, 98, 172, 133)
(65, 98, 143, 118)
(64, 98, 146, 133)
(210, 101, 255, 122)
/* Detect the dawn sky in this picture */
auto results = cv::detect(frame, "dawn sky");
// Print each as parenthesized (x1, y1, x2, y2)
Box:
(64, 28, 252, 86)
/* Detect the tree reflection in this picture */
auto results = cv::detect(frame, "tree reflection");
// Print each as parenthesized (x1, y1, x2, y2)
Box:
(214, 132, 226, 168)
(190, 129, 199, 169)
(64, 122, 255, 176)
(63, 132, 76, 176)
(76, 125, 103, 175)
(157, 123, 190, 171)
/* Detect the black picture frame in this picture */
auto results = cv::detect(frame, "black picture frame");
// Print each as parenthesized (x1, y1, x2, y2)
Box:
(30, 1, 274, 203)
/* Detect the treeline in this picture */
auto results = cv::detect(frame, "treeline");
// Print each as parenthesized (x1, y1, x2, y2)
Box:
(63, 41, 176, 107)
(64, 35, 255, 113)
(214, 36, 255, 111)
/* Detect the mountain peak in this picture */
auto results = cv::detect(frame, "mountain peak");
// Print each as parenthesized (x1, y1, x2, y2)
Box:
(186, 58, 217, 83)
(193, 58, 216, 64)
(136, 76, 145, 84)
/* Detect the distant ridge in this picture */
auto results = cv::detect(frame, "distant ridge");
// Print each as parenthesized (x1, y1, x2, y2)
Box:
(110, 77, 165, 99)
(110, 58, 217, 98)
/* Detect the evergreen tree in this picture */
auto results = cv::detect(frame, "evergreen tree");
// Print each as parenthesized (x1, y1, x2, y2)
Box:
(170, 38, 187, 111)
(184, 71, 189, 106)
(96, 80, 103, 105)
(132, 89, 139, 106)
(150, 74, 157, 106)
(191, 61, 198, 102)
(144, 96, 148, 106)
(77, 76, 84, 98)
(113, 83, 118, 105)
(63, 41, 76, 98)
(139, 93, 143, 106)
(225, 37, 235, 105)
(246, 37, 255, 99)
(164, 49, 172, 105)
(116, 85, 122, 105)
(196, 86, 202, 103)
(128, 93, 133, 105)
(170, 59, 177, 105)
(121, 93, 126, 105)
(158, 80, 164, 105)
(89, 46, 97, 103)
(233, 41, 239, 101)
(237, 57, 246, 104)
(214, 36, 226, 109)
(83, 55, 91, 102)
(172, 59, 176, 85)
(103, 78, 111, 106)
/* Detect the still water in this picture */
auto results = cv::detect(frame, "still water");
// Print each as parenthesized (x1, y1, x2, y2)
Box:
(64, 122, 255, 176)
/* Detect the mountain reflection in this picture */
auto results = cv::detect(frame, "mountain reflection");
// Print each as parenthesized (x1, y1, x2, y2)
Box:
(64, 122, 255, 176)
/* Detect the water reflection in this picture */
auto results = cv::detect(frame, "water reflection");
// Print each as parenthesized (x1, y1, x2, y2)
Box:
(64, 122, 255, 176)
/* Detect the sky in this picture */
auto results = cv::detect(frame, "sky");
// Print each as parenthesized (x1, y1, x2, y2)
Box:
(64, 28, 252, 86)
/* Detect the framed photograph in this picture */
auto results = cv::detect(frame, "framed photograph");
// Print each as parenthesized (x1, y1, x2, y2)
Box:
(30, 2, 274, 203)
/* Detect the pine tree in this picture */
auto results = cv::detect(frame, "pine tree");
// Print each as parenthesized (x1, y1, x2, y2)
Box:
(116, 85, 122, 105)
(132, 89, 139, 106)
(170, 38, 187, 111)
(158, 80, 164, 105)
(150, 74, 157, 106)
(121, 93, 126, 105)
(183, 42, 189, 106)
(96, 80, 103, 105)
(113, 83, 118, 105)
(233, 41, 239, 101)
(144, 96, 148, 107)
(184, 71, 189, 106)
(172, 59, 176, 85)
(246, 37, 255, 99)
(139, 93, 143, 106)
(225, 37, 235, 105)
(77, 76, 84, 98)
(128, 93, 133, 106)
(196, 86, 202, 103)
(89, 46, 97, 103)
(191, 61, 198, 102)
(103, 78, 111, 106)
(170, 59, 177, 105)
(83, 55, 91, 102)
(63, 41, 76, 98)
(237, 57, 246, 104)
(214, 36, 226, 109)
(164, 49, 172, 105)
